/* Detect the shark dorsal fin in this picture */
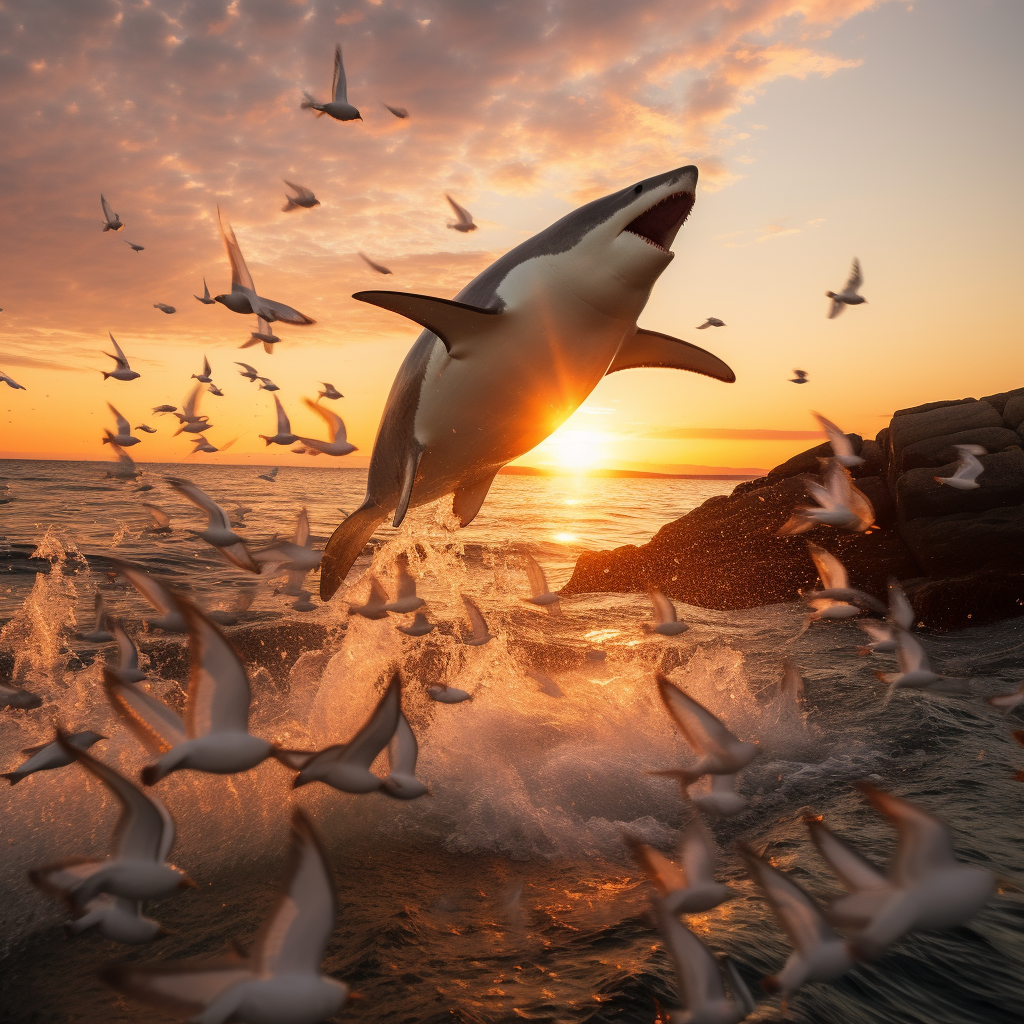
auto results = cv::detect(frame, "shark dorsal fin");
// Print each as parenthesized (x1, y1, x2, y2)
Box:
(353, 291, 502, 358)
(607, 327, 735, 382)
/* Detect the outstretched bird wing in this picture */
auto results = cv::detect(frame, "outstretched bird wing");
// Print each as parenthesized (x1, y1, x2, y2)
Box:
(217, 207, 255, 293)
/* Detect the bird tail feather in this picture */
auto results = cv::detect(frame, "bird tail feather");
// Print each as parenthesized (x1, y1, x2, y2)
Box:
(300, 92, 319, 110)
(320, 502, 386, 601)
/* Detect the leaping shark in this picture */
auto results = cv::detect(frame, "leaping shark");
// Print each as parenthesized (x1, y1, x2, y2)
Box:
(320, 164, 735, 599)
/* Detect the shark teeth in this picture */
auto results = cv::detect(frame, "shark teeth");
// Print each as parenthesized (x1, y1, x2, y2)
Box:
(623, 190, 694, 252)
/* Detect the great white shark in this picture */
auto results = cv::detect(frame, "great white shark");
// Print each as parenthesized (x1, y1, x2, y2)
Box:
(320, 163, 734, 599)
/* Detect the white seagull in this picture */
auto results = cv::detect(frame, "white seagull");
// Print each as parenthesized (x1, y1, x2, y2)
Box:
(166, 477, 259, 573)
(241, 316, 281, 353)
(381, 712, 429, 799)
(137, 423, 157, 433)
(625, 821, 734, 914)
(173, 383, 210, 435)
(697, 317, 725, 329)
(738, 844, 855, 1002)
(384, 103, 409, 118)
(777, 459, 875, 536)
(348, 574, 390, 619)
(653, 674, 757, 786)
(260, 395, 299, 447)
(100, 195, 123, 231)
(318, 382, 343, 400)
(236, 362, 260, 382)
(283, 181, 320, 212)
(301, 44, 361, 121)
(296, 397, 356, 456)
(876, 629, 969, 698)
(102, 333, 141, 381)
(523, 553, 561, 612)
(102, 809, 350, 1017)
(104, 404, 140, 447)
(194, 278, 216, 304)
(0, 369, 27, 389)
(111, 620, 147, 683)
(359, 252, 392, 275)
(153, 404, 177, 414)
(445, 194, 477, 232)
(813, 411, 864, 468)
(255, 508, 321, 594)
(826, 258, 866, 318)
(3, 729, 105, 785)
(214, 208, 315, 325)
(115, 562, 187, 632)
(651, 900, 756, 1024)
(934, 444, 986, 490)
(383, 554, 424, 613)
(647, 590, 688, 636)
(153, 303, 176, 314)
(192, 356, 213, 384)
(293, 673, 401, 794)
(461, 594, 493, 645)
(258, 376, 280, 392)
(30, 730, 193, 910)
(800, 543, 862, 624)
(81, 591, 115, 642)
(400, 611, 436, 637)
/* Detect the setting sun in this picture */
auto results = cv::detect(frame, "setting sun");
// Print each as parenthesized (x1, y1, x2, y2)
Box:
(552, 430, 605, 470)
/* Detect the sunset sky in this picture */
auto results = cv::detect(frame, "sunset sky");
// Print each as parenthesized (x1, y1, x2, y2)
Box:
(1, 0, 1021, 473)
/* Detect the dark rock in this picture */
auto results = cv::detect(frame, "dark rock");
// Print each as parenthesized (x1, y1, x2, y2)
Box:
(730, 476, 769, 498)
(856, 476, 896, 527)
(893, 398, 975, 418)
(896, 448, 1024, 523)
(765, 438, 857, 482)
(907, 571, 1024, 631)
(1003, 392, 1024, 430)
(889, 401, 1002, 462)
(899, 427, 1022, 472)
(561, 475, 918, 608)
(857, 439, 887, 478)
(982, 387, 1024, 415)
(899, 505, 1024, 576)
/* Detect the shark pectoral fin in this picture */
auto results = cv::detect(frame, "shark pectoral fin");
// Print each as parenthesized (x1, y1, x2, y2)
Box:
(321, 502, 387, 601)
(394, 445, 424, 528)
(452, 470, 499, 527)
(606, 328, 736, 382)
(353, 291, 502, 357)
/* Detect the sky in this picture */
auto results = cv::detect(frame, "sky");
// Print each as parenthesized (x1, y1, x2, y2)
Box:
(1, 0, 1022, 474)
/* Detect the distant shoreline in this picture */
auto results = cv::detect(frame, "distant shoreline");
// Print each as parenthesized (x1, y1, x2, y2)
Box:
(497, 466, 759, 481)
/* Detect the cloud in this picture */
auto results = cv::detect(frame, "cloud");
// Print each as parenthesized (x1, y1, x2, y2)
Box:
(640, 427, 826, 440)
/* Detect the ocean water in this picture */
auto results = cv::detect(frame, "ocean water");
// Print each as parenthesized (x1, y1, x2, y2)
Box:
(0, 459, 1022, 1024)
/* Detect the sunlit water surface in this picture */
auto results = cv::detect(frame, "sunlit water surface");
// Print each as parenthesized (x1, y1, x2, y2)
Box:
(1, 459, 1022, 1024)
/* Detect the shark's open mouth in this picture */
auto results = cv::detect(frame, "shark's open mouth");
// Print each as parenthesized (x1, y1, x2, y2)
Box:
(623, 190, 694, 252)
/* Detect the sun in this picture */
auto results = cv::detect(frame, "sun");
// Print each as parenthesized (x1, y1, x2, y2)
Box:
(553, 431, 603, 470)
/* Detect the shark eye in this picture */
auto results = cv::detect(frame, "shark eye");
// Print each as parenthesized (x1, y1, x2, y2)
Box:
(634, 184, 643, 194)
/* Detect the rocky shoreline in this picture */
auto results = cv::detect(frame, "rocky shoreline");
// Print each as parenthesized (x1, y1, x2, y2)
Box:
(562, 391, 1024, 630)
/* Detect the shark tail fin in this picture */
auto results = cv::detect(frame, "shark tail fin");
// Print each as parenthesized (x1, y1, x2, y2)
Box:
(2, 771, 25, 785)
(320, 501, 386, 601)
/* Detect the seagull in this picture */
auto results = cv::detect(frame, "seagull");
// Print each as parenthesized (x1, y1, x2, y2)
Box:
(651, 899, 756, 1024)
(381, 712, 429, 799)
(296, 397, 356, 455)
(257, 466, 279, 483)
(3, 729, 105, 785)
(400, 611, 436, 637)
(647, 590, 688, 636)
(188, 435, 219, 454)
(445, 194, 477, 232)
(383, 554, 424, 613)
(104, 602, 309, 783)
(934, 444, 986, 490)
(30, 729, 193, 909)
(258, 376, 280, 392)
(359, 252, 392, 275)
(301, 43, 361, 121)
(0, 679, 43, 709)
(166, 477, 259, 573)
(987, 678, 1024, 716)
(876, 629, 969, 698)
(383, 103, 409, 118)
(214, 208, 315, 325)
(173, 383, 210, 435)
(0, 370, 27, 389)
(625, 821, 734, 914)
(813, 411, 864, 468)
(800, 542, 866, 624)
(100, 194, 123, 232)
(697, 318, 725, 329)
(689, 772, 748, 817)
(283, 181, 320, 211)
(652, 674, 757, 785)
(102, 334, 141, 382)
(136, 424, 156, 433)
(826, 258, 866, 318)
(81, 591, 116, 642)
(153, 303, 176, 314)
(152, 404, 177, 414)
(255, 508, 321, 593)
(241, 316, 281, 353)
(790, 369, 809, 384)
(194, 278, 216, 304)
(318, 382, 343, 400)
(738, 844, 854, 1001)
(523, 553, 560, 612)
(208, 383, 224, 397)
(293, 673, 401, 793)
(259, 394, 299, 446)
(102, 809, 350, 1013)
(110, 620, 147, 684)
(857, 619, 899, 656)
(192, 356, 213, 384)
(115, 562, 187, 632)
(236, 362, 260, 382)
(104, 437, 140, 481)
(845, 783, 995, 961)
(427, 683, 471, 703)
(348, 574, 390, 619)
(125, 241, 145, 253)
(231, 505, 253, 527)
(461, 594, 493, 645)
(104, 404, 140, 447)
(777, 459, 875, 536)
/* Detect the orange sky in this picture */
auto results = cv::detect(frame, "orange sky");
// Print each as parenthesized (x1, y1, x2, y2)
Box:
(1, 0, 1022, 474)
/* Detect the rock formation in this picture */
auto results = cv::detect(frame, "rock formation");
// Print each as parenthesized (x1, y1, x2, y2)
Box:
(562, 390, 1024, 630)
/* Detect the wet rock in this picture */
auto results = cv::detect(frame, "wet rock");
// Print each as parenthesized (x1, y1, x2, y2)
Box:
(900, 505, 1024, 576)
(889, 401, 1002, 471)
(897, 449, 1024, 523)
(982, 387, 1024, 415)
(899, 427, 1022, 473)
(1002, 391, 1024, 430)
(893, 398, 976, 418)
(907, 570, 1024, 631)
